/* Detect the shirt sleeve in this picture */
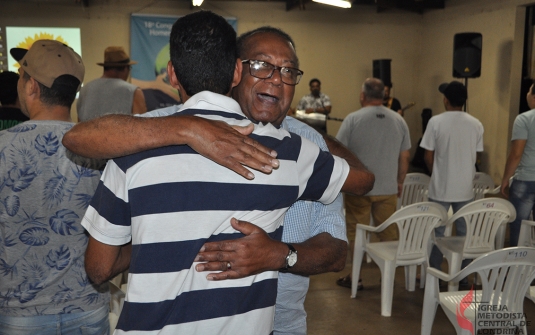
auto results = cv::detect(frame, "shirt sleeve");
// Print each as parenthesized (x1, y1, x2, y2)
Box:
(283, 117, 346, 243)
(296, 97, 306, 110)
(81, 159, 132, 246)
(296, 135, 349, 204)
(322, 94, 332, 107)
(476, 122, 484, 152)
(419, 118, 435, 151)
(309, 193, 346, 242)
(511, 114, 528, 141)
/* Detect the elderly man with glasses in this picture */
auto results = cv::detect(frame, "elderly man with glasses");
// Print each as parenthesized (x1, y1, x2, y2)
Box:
(64, 26, 373, 335)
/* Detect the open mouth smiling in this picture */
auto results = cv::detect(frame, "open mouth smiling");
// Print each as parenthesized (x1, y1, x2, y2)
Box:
(257, 92, 279, 103)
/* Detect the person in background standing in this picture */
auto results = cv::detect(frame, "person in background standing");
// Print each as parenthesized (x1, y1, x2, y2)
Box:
(421, 81, 483, 272)
(383, 82, 403, 116)
(76, 46, 146, 121)
(335, 77, 411, 290)
(0, 71, 29, 130)
(0, 39, 108, 335)
(501, 80, 535, 247)
(295, 78, 332, 133)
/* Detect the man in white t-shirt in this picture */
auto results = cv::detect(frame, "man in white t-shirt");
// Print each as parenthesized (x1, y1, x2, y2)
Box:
(420, 80, 484, 271)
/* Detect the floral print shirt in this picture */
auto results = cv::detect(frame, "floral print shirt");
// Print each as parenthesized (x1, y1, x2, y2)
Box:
(0, 121, 109, 317)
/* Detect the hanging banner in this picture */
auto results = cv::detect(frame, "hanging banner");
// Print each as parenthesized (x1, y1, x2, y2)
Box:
(130, 14, 237, 110)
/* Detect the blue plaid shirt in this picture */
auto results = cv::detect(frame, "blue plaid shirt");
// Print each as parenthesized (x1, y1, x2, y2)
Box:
(275, 116, 346, 335)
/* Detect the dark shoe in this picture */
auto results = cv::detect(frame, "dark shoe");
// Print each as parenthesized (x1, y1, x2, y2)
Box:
(336, 274, 363, 290)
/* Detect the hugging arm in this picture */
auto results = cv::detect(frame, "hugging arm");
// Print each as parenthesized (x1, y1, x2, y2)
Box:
(85, 237, 132, 285)
(63, 114, 279, 180)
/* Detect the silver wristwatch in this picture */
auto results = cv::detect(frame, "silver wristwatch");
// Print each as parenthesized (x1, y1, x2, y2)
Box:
(281, 243, 297, 272)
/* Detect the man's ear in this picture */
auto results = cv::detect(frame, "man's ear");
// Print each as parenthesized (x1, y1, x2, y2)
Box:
(167, 61, 189, 102)
(26, 77, 40, 99)
(359, 91, 365, 105)
(167, 61, 180, 89)
(231, 58, 243, 89)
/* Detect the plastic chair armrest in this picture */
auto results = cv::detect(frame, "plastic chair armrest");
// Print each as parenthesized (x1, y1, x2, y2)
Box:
(426, 267, 450, 281)
(356, 223, 378, 232)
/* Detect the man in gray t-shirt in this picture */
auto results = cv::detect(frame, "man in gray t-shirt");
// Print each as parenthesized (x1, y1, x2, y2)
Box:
(77, 46, 146, 122)
(336, 78, 411, 288)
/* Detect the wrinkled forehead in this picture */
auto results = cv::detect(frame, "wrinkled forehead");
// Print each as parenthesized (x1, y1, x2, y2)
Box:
(243, 32, 299, 67)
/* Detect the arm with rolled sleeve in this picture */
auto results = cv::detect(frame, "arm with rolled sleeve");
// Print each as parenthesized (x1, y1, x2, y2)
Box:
(82, 159, 133, 285)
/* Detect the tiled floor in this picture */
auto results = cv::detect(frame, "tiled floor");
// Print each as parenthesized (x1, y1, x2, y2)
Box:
(304, 261, 535, 334)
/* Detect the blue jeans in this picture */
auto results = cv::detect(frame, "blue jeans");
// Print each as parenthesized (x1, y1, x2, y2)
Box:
(508, 179, 535, 246)
(0, 305, 109, 335)
(429, 198, 472, 271)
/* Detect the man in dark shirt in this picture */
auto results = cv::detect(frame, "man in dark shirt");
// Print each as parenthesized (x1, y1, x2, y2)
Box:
(383, 82, 403, 115)
(0, 71, 29, 130)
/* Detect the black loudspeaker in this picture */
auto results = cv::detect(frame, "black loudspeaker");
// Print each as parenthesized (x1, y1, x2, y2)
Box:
(453, 33, 482, 78)
(373, 59, 391, 86)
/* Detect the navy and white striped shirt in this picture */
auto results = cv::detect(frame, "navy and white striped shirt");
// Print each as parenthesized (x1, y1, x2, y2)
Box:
(82, 91, 349, 334)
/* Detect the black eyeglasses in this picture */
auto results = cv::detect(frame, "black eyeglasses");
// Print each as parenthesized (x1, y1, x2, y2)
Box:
(242, 59, 304, 86)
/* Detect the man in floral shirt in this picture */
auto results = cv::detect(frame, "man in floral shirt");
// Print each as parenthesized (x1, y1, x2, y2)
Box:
(0, 40, 108, 334)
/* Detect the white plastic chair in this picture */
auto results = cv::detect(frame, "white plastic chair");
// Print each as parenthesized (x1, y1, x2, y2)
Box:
(351, 202, 447, 317)
(518, 221, 535, 304)
(397, 173, 431, 278)
(397, 173, 430, 210)
(482, 175, 515, 198)
(433, 198, 516, 292)
(421, 247, 535, 335)
(472, 172, 495, 201)
(518, 219, 535, 247)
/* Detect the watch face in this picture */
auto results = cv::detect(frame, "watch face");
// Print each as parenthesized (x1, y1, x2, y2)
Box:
(288, 252, 298, 267)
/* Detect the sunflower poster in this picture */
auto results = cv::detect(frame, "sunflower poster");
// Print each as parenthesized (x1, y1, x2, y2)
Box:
(5, 27, 81, 72)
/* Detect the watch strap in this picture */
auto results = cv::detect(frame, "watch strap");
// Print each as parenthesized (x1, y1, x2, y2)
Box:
(280, 243, 297, 272)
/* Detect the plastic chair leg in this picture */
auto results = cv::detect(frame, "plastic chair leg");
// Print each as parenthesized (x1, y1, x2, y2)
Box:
(404, 265, 417, 291)
(420, 275, 439, 335)
(495, 224, 506, 249)
(351, 229, 366, 298)
(448, 254, 462, 292)
(380, 261, 396, 317)
(420, 263, 426, 289)
(366, 217, 375, 263)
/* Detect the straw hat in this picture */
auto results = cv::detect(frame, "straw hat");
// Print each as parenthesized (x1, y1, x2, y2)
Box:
(97, 46, 137, 66)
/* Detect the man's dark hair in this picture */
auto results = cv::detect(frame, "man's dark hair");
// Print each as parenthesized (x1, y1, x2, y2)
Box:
(170, 10, 237, 97)
(309, 78, 320, 86)
(0, 71, 19, 105)
(531, 79, 535, 95)
(448, 96, 466, 108)
(237, 26, 299, 67)
(363, 78, 385, 100)
(22, 71, 79, 107)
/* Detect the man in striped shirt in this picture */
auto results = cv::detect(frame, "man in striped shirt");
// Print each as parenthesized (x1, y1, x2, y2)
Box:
(80, 11, 372, 335)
